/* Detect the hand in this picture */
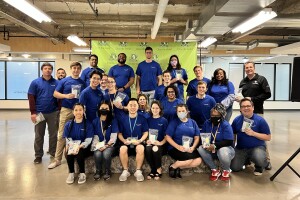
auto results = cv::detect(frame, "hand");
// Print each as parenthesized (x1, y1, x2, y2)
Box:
(124, 140, 131, 145)
(118, 88, 125, 92)
(177, 145, 186, 152)
(205, 144, 215, 152)
(66, 93, 76, 99)
(187, 147, 194, 153)
(132, 140, 141, 145)
(99, 146, 106, 151)
(136, 89, 141, 95)
(153, 141, 161, 146)
(31, 114, 37, 123)
(113, 101, 123, 109)
(235, 96, 242, 102)
(244, 128, 255, 137)
(146, 140, 152, 145)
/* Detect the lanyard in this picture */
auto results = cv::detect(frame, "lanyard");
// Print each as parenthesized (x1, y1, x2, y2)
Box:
(129, 115, 138, 138)
(109, 92, 117, 112)
(100, 119, 105, 137)
(211, 123, 220, 144)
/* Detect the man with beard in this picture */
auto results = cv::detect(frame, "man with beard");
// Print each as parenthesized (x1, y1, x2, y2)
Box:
(80, 54, 104, 86)
(108, 53, 135, 97)
(56, 68, 67, 80)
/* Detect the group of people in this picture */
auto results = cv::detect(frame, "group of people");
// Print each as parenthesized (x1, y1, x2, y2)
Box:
(28, 46, 272, 185)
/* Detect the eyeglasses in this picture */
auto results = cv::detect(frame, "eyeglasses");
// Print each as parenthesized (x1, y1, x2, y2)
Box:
(167, 91, 175, 93)
(107, 81, 115, 84)
(241, 105, 252, 108)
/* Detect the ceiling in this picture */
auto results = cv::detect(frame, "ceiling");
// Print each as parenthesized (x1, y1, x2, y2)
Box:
(0, 0, 300, 54)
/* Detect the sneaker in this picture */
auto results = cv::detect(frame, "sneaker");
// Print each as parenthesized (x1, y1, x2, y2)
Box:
(210, 169, 221, 181)
(176, 168, 182, 179)
(220, 170, 230, 181)
(134, 169, 144, 182)
(66, 173, 74, 184)
(119, 170, 130, 182)
(254, 168, 263, 176)
(93, 171, 101, 180)
(48, 160, 61, 169)
(34, 157, 42, 164)
(103, 169, 111, 181)
(78, 173, 87, 184)
(265, 162, 272, 170)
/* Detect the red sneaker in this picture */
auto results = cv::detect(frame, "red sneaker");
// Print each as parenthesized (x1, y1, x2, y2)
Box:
(220, 170, 230, 181)
(210, 169, 221, 181)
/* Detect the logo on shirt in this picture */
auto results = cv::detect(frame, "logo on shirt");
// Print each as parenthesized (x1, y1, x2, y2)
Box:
(124, 69, 128, 71)
(253, 81, 259, 85)
(158, 124, 163, 126)
(136, 123, 141, 126)
(51, 85, 56, 87)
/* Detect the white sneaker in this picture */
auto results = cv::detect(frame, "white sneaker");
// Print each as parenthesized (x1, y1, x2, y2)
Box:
(66, 173, 74, 184)
(134, 170, 144, 182)
(119, 170, 130, 182)
(48, 160, 61, 169)
(78, 173, 86, 184)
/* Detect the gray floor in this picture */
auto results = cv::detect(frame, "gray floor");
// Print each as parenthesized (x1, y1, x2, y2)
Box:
(0, 110, 299, 200)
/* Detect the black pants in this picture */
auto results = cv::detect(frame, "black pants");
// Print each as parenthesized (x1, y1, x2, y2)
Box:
(145, 145, 165, 172)
(66, 148, 90, 173)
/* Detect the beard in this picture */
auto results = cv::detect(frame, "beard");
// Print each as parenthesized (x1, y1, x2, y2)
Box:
(118, 59, 126, 64)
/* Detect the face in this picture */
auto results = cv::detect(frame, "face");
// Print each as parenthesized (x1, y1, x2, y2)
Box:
(245, 63, 255, 76)
(167, 88, 176, 99)
(127, 100, 139, 114)
(42, 66, 53, 76)
(99, 103, 109, 111)
(100, 76, 108, 88)
(211, 110, 221, 118)
(56, 69, 66, 80)
(71, 65, 81, 77)
(118, 54, 126, 64)
(163, 72, 171, 83)
(145, 50, 153, 59)
(90, 74, 101, 88)
(197, 83, 207, 95)
(194, 67, 203, 77)
(216, 70, 224, 81)
(89, 56, 98, 67)
(73, 105, 84, 119)
(151, 103, 161, 116)
(106, 77, 115, 89)
(240, 101, 254, 117)
(138, 96, 147, 106)
(170, 57, 178, 67)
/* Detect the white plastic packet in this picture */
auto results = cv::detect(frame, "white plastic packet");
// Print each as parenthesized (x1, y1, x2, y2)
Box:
(200, 133, 211, 148)
(241, 117, 254, 132)
(182, 136, 193, 151)
(68, 140, 81, 155)
(34, 112, 45, 125)
(149, 129, 158, 144)
(113, 92, 126, 104)
(71, 85, 82, 98)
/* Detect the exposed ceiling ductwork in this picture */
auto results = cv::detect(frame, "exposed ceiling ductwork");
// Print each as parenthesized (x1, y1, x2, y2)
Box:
(151, 0, 169, 39)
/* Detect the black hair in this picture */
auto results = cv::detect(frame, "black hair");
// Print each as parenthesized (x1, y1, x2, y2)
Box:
(210, 68, 229, 86)
(57, 68, 66, 72)
(67, 103, 86, 139)
(150, 100, 163, 117)
(167, 54, 181, 71)
(145, 46, 153, 52)
(118, 53, 127, 59)
(127, 98, 139, 106)
(239, 98, 254, 107)
(176, 103, 190, 118)
(163, 84, 179, 98)
(97, 100, 113, 130)
(162, 70, 171, 76)
(41, 62, 53, 70)
(89, 54, 98, 60)
(89, 69, 103, 79)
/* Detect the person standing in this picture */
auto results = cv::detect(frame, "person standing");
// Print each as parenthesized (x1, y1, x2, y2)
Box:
(28, 62, 59, 164)
(186, 65, 211, 98)
(80, 54, 104, 86)
(56, 68, 67, 80)
(154, 70, 172, 101)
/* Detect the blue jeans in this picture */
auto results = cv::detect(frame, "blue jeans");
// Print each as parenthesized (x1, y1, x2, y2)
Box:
(94, 147, 115, 172)
(230, 146, 267, 172)
(225, 106, 233, 122)
(197, 146, 235, 170)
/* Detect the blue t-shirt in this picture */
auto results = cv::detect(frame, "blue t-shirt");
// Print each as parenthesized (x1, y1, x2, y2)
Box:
(186, 95, 216, 129)
(92, 118, 119, 143)
(138, 109, 151, 119)
(80, 67, 104, 87)
(231, 114, 271, 149)
(108, 64, 135, 97)
(28, 76, 58, 113)
(147, 116, 168, 142)
(202, 120, 234, 144)
(186, 77, 211, 96)
(154, 85, 166, 101)
(170, 68, 188, 99)
(208, 81, 235, 104)
(55, 76, 86, 109)
(166, 118, 200, 150)
(79, 86, 103, 121)
(63, 119, 94, 142)
(108, 92, 129, 121)
(136, 60, 162, 91)
(119, 113, 149, 140)
(161, 98, 184, 122)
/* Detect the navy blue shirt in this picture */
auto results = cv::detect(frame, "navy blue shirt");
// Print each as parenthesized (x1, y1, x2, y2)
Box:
(154, 85, 166, 101)
(55, 76, 86, 109)
(79, 86, 103, 121)
(28, 76, 58, 113)
(208, 81, 235, 103)
(202, 120, 234, 144)
(138, 109, 151, 119)
(63, 120, 94, 142)
(161, 98, 184, 122)
(136, 60, 162, 91)
(186, 95, 216, 129)
(92, 118, 119, 143)
(108, 92, 129, 121)
(231, 114, 271, 149)
(166, 118, 200, 150)
(186, 77, 211, 96)
(147, 116, 168, 142)
(80, 67, 104, 87)
(119, 113, 149, 140)
(108, 64, 135, 97)
(170, 68, 188, 99)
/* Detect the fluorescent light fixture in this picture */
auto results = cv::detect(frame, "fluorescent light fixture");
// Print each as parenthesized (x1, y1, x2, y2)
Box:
(243, 57, 249, 63)
(232, 8, 277, 34)
(7, 53, 12, 61)
(73, 47, 92, 53)
(199, 37, 217, 48)
(67, 35, 87, 46)
(4, 0, 52, 23)
(22, 53, 31, 58)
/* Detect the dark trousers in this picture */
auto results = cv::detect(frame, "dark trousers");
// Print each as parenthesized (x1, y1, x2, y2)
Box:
(145, 145, 165, 172)
(66, 148, 90, 173)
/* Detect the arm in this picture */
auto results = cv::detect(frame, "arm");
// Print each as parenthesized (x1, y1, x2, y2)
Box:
(187, 136, 199, 153)
(118, 132, 130, 145)
(28, 94, 37, 123)
(157, 75, 162, 86)
(251, 77, 271, 103)
(53, 90, 75, 99)
(134, 131, 148, 145)
(136, 75, 141, 94)
(166, 135, 185, 152)
(244, 128, 271, 141)
(80, 137, 92, 149)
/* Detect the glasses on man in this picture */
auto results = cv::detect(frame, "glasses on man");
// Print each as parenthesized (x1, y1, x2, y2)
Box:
(241, 105, 252, 109)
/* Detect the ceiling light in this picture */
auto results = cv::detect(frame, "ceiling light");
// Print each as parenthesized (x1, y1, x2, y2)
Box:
(72, 47, 91, 53)
(4, 0, 52, 23)
(232, 8, 277, 34)
(243, 57, 249, 63)
(199, 37, 217, 48)
(7, 53, 12, 61)
(22, 54, 31, 58)
(67, 35, 87, 46)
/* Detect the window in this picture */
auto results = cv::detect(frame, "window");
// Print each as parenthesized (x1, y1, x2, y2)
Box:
(275, 64, 290, 100)
(228, 63, 244, 92)
(0, 62, 5, 99)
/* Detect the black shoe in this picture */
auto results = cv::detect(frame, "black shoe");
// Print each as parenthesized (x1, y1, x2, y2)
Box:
(103, 169, 111, 181)
(265, 162, 272, 170)
(34, 157, 42, 164)
(93, 171, 101, 180)
(176, 168, 182, 179)
(169, 164, 176, 179)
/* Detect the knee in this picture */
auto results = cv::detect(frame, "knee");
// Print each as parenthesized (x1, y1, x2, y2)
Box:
(136, 145, 144, 154)
(230, 159, 243, 172)
(119, 146, 128, 155)
(197, 146, 206, 155)
(191, 158, 202, 167)
(217, 147, 232, 160)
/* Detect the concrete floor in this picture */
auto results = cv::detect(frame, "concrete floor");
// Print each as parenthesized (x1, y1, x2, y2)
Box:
(0, 110, 299, 200)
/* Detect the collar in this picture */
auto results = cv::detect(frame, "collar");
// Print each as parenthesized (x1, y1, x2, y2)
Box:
(196, 94, 206, 99)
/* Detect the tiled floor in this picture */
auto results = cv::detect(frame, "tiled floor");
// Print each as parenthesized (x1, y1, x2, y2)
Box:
(0, 110, 299, 200)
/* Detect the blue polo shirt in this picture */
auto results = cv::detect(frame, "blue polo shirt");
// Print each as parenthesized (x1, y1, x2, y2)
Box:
(80, 67, 104, 87)
(186, 77, 211, 96)
(55, 76, 86, 109)
(186, 95, 216, 129)
(63, 119, 94, 142)
(108, 64, 135, 97)
(170, 68, 188, 99)
(147, 116, 168, 142)
(208, 81, 235, 103)
(136, 60, 162, 91)
(79, 86, 103, 121)
(166, 118, 200, 150)
(231, 114, 271, 149)
(92, 118, 119, 143)
(202, 120, 234, 143)
(28, 76, 58, 113)
(161, 98, 184, 122)
(138, 109, 151, 119)
(119, 113, 149, 140)
(108, 92, 129, 120)
(154, 85, 166, 101)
